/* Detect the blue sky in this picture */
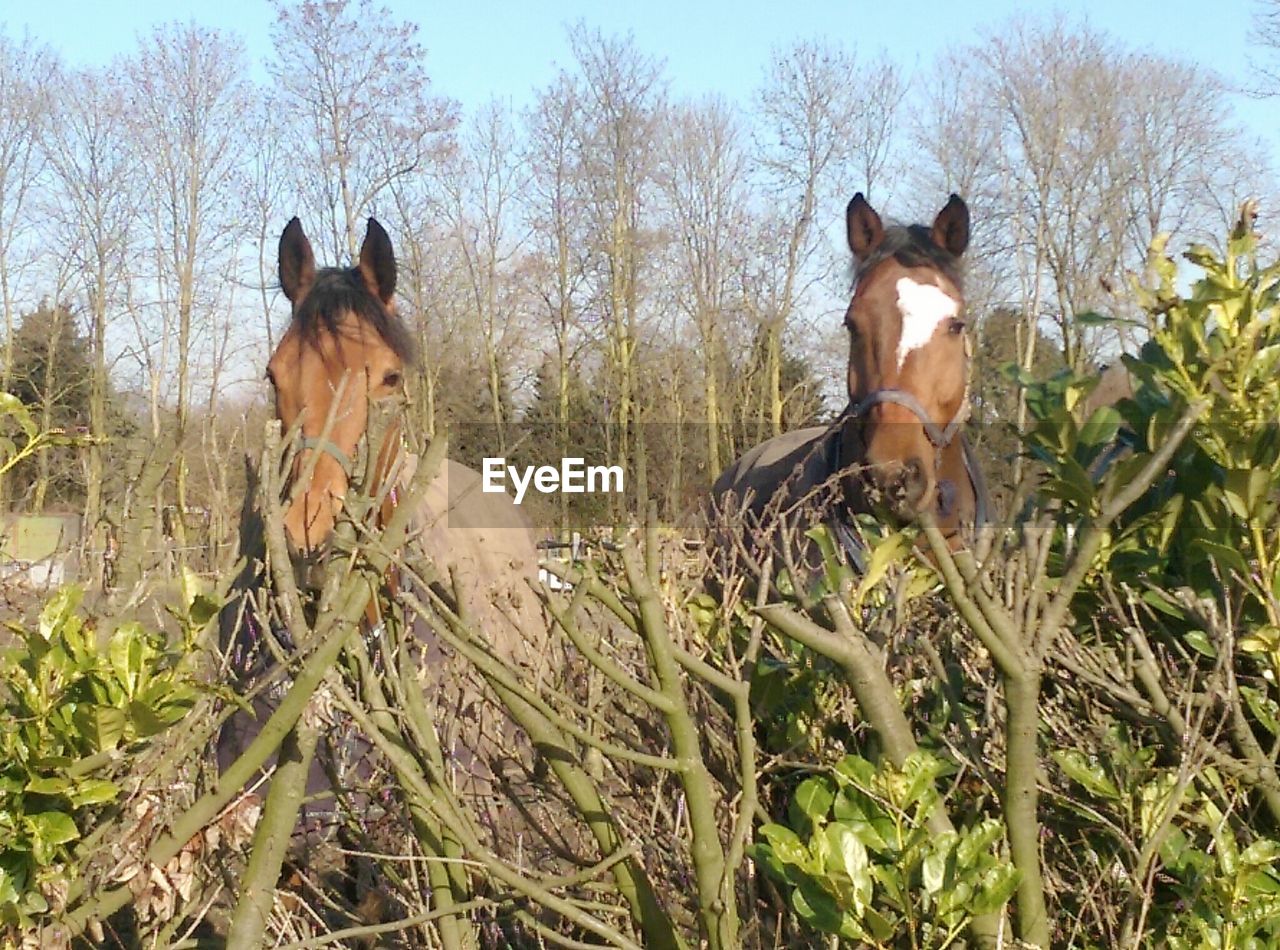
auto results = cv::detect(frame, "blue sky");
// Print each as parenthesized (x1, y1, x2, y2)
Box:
(6, 0, 1277, 146)
(6, 0, 1273, 397)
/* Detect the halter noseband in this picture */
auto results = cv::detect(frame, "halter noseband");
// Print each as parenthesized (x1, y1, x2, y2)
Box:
(847, 385, 971, 450)
(294, 428, 405, 542)
(834, 383, 987, 531)
(299, 435, 354, 472)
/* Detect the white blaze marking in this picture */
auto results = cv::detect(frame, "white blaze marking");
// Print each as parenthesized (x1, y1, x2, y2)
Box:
(895, 277, 958, 370)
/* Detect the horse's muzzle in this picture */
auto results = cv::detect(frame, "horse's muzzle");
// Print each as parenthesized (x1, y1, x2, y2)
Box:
(864, 456, 931, 516)
(286, 535, 333, 593)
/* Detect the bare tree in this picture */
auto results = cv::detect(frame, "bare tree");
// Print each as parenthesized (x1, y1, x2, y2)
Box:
(567, 25, 666, 504)
(126, 23, 252, 535)
(948, 16, 1271, 373)
(439, 100, 530, 452)
(907, 14, 1274, 505)
(656, 96, 749, 478)
(523, 74, 593, 534)
(749, 40, 905, 435)
(0, 32, 54, 506)
(1111, 54, 1261, 258)
(383, 175, 447, 437)
(268, 0, 457, 260)
(241, 97, 292, 355)
(1252, 0, 1280, 95)
(42, 66, 140, 530)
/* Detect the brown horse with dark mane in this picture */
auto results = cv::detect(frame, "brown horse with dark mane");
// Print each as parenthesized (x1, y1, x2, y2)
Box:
(218, 218, 547, 842)
(710, 193, 989, 585)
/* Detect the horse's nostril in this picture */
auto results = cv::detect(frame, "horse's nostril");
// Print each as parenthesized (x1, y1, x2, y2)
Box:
(285, 529, 330, 571)
(862, 456, 932, 515)
(937, 478, 958, 518)
(287, 541, 331, 593)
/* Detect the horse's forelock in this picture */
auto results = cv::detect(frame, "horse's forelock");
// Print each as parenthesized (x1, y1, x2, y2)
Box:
(853, 224, 965, 294)
(292, 266, 418, 366)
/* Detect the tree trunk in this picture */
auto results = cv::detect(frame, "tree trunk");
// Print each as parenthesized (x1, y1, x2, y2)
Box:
(85, 263, 107, 533)
(1005, 671, 1050, 948)
(702, 313, 722, 477)
(0, 265, 13, 509)
(767, 322, 783, 436)
(557, 332, 571, 538)
(32, 307, 63, 513)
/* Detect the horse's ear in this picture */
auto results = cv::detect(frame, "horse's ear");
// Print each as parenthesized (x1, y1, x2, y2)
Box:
(931, 194, 970, 257)
(358, 218, 396, 305)
(846, 193, 884, 260)
(279, 218, 315, 305)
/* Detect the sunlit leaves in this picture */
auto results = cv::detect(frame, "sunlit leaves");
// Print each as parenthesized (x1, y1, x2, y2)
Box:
(1053, 750, 1122, 802)
(1017, 223, 1280, 647)
(749, 751, 1017, 946)
(0, 585, 203, 930)
(0, 393, 93, 481)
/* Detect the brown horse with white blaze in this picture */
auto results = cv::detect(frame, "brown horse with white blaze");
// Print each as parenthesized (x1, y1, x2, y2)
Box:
(710, 193, 989, 582)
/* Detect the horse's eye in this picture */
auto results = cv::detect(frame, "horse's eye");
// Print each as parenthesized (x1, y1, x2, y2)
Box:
(846, 322, 860, 340)
(948, 319, 967, 335)
(264, 368, 276, 387)
(383, 371, 402, 389)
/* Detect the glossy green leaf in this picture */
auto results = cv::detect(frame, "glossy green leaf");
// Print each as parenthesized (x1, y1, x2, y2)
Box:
(23, 776, 69, 796)
(792, 777, 834, 825)
(760, 823, 809, 869)
(67, 779, 119, 808)
(922, 849, 947, 894)
(1183, 629, 1218, 659)
(1053, 750, 1121, 800)
(972, 865, 1020, 916)
(26, 811, 78, 848)
(826, 824, 870, 899)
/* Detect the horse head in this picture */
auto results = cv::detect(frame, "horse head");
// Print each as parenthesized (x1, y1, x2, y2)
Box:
(841, 193, 972, 522)
(266, 218, 416, 556)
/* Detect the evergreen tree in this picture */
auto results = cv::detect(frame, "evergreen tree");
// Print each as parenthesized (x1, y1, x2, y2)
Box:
(5, 301, 132, 510)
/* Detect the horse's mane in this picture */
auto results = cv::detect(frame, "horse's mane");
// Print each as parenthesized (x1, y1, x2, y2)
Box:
(854, 223, 965, 292)
(292, 266, 419, 365)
